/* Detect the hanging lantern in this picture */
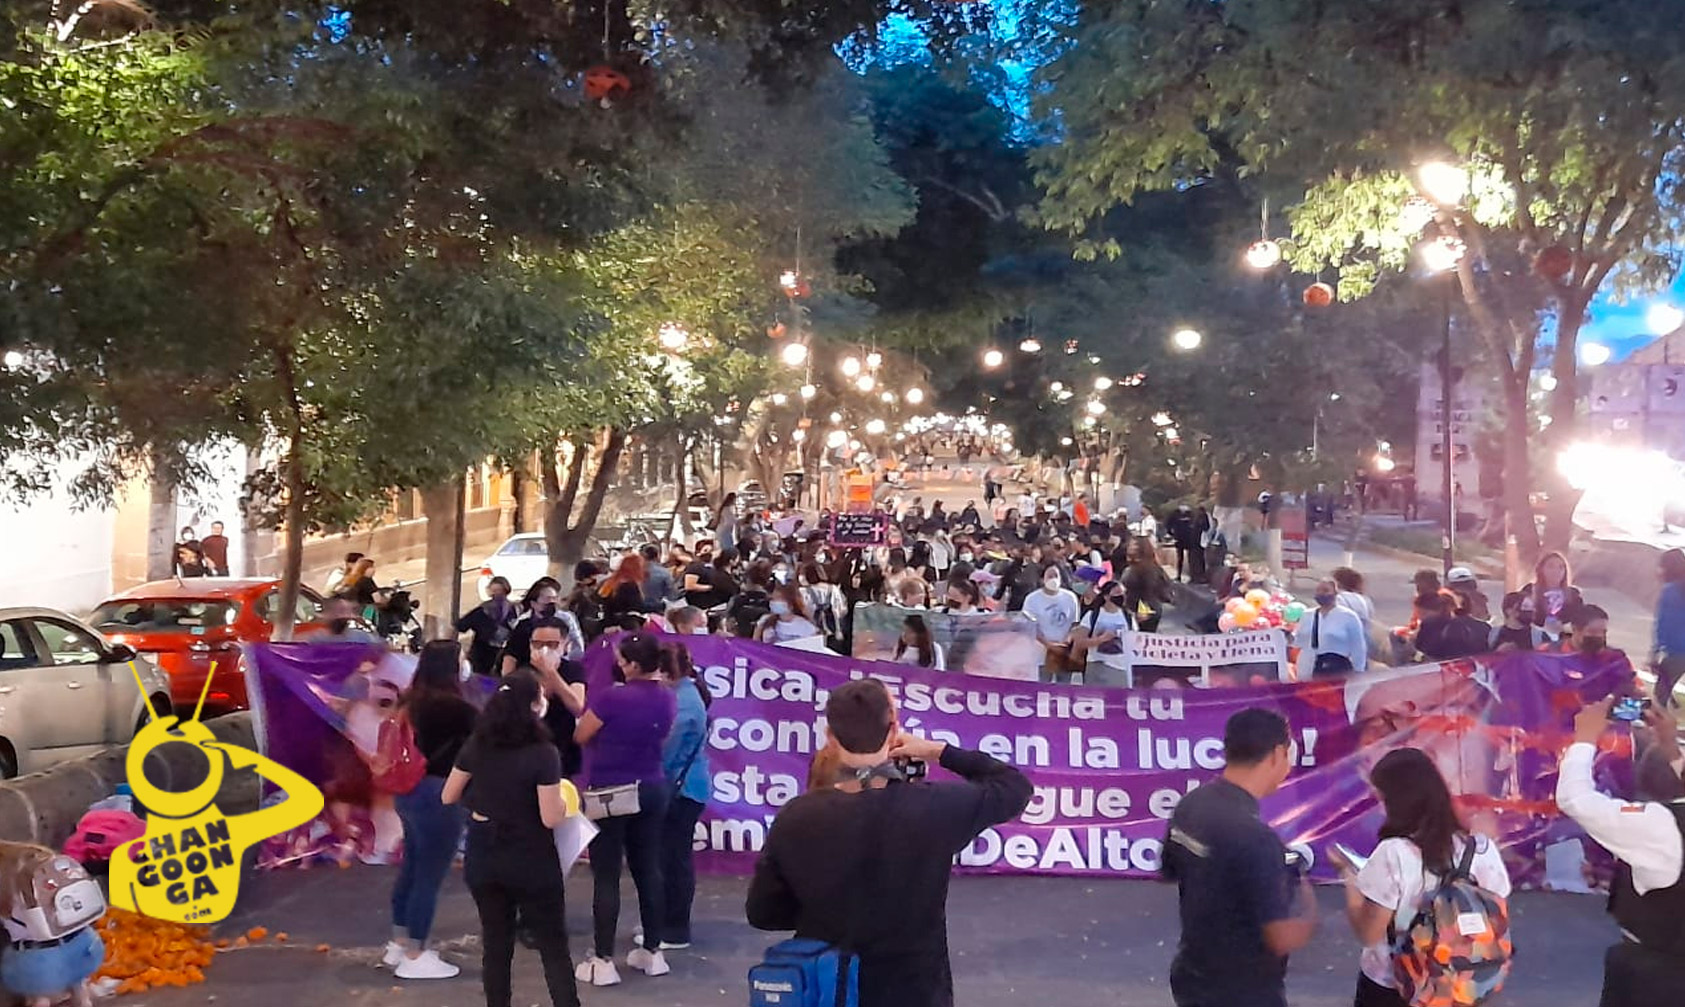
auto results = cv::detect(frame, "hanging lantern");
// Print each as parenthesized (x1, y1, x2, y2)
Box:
(1534, 245, 1574, 281)
(1303, 282, 1335, 307)
(767, 322, 787, 340)
(583, 65, 632, 102)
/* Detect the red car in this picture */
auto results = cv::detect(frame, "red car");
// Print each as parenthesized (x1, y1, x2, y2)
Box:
(89, 579, 327, 716)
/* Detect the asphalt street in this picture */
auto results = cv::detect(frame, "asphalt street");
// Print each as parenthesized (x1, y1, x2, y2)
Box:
(139, 865, 1615, 1007)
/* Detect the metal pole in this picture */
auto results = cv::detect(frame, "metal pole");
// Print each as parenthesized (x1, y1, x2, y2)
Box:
(1441, 276, 1456, 577)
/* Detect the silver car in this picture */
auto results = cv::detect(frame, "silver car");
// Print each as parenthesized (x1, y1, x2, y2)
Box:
(0, 607, 174, 778)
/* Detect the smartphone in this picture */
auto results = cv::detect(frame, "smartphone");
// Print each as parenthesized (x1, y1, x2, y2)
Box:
(894, 757, 928, 781)
(1611, 696, 1651, 722)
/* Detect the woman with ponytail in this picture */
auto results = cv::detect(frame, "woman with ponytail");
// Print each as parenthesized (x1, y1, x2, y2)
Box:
(573, 632, 678, 986)
(656, 641, 712, 950)
(442, 671, 579, 1007)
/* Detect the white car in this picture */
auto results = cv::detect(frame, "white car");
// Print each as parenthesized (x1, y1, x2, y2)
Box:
(475, 533, 554, 601)
(0, 607, 174, 778)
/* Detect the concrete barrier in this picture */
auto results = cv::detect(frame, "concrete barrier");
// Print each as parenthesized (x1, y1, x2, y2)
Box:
(0, 713, 261, 849)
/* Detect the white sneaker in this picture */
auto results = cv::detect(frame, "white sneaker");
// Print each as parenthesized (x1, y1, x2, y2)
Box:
(627, 947, 670, 977)
(659, 941, 691, 951)
(381, 941, 405, 968)
(395, 950, 460, 980)
(574, 955, 622, 987)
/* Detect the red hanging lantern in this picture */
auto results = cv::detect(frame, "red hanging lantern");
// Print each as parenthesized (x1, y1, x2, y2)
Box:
(1534, 244, 1573, 280)
(583, 65, 632, 102)
(1303, 282, 1335, 307)
(767, 322, 788, 340)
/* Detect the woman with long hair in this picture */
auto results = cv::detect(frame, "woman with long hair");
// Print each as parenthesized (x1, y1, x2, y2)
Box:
(656, 642, 712, 950)
(894, 613, 945, 670)
(1519, 550, 1585, 639)
(573, 632, 678, 986)
(1335, 748, 1511, 1007)
(442, 672, 578, 1007)
(798, 563, 846, 647)
(1076, 580, 1134, 688)
(758, 584, 820, 644)
(599, 552, 649, 632)
(384, 641, 477, 979)
(1122, 535, 1174, 633)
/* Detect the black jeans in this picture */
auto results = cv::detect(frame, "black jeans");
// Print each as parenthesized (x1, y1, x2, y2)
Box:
(660, 796, 706, 944)
(1354, 975, 1407, 1007)
(464, 822, 579, 1007)
(588, 780, 670, 957)
(1600, 941, 1685, 1007)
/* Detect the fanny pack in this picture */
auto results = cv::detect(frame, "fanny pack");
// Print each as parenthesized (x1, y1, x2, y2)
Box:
(581, 782, 641, 821)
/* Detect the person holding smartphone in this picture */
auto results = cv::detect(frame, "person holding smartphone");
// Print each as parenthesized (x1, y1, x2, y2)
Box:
(1557, 698, 1685, 1007)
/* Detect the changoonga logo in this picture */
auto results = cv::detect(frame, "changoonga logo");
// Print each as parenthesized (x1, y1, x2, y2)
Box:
(110, 664, 322, 925)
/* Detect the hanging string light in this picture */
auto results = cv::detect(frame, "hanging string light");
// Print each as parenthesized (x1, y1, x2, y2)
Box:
(780, 341, 809, 367)
(841, 356, 863, 378)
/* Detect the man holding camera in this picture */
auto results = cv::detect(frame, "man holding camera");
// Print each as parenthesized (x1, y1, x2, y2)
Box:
(1558, 697, 1685, 1006)
(746, 678, 1032, 1007)
(1162, 708, 1318, 1007)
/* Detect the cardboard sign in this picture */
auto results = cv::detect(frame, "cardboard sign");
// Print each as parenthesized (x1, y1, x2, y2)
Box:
(829, 511, 889, 548)
(1280, 505, 1309, 570)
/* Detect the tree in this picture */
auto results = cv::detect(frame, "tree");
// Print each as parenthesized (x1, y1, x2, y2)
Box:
(1034, 0, 1685, 561)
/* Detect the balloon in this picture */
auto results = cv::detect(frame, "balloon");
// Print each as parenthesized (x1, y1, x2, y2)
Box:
(1246, 589, 1271, 608)
(1284, 601, 1307, 623)
(1233, 603, 1259, 627)
(1218, 613, 1238, 633)
(1225, 597, 1245, 614)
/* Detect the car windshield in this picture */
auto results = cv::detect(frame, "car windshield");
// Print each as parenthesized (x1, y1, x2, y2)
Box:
(497, 538, 548, 557)
(91, 599, 239, 634)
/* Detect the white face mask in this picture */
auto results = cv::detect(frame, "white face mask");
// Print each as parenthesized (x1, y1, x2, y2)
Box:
(1043, 578, 1062, 593)
(691, 626, 709, 636)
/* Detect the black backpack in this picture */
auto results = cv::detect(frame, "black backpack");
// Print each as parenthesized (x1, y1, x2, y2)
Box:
(731, 591, 772, 638)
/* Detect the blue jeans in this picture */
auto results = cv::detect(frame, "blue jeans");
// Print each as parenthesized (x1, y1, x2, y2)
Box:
(588, 779, 670, 956)
(392, 775, 467, 944)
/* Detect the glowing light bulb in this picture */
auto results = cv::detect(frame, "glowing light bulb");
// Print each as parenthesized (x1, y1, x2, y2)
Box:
(771, 392, 788, 406)
(856, 374, 876, 393)
(1244, 240, 1282, 270)
(825, 430, 847, 449)
(905, 387, 925, 405)
(791, 429, 806, 442)
(841, 356, 862, 378)
(1172, 329, 1203, 351)
(865, 419, 887, 436)
(800, 383, 817, 400)
(1421, 235, 1467, 273)
(866, 351, 883, 369)
(1580, 342, 1612, 367)
(1094, 376, 1114, 391)
(881, 391, 896, 404)
(982, 349, 1004, 369)
(780, 341, 809, 367)
(1086, 400, 1106, 416)
(1019, 338, 1042, 353)
(657, 322, 688, 351)
(1418, 161, 1470, 206)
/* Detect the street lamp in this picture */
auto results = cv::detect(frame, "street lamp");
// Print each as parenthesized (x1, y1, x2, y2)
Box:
(1171, 328, 1203, 351)
(1420, 233, 1467, 577)
(1648, 303, 1685, 336)
(841, 356, 862, 378)
(1418, 161, 1470, 206)
(982, 348, 1005, 369)
(780, 341, 809, 367)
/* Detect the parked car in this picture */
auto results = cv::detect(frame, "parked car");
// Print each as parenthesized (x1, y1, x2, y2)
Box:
(476, 533, 553, 601)
(89, 578, 326, 716)
(0, 608, 173, 778)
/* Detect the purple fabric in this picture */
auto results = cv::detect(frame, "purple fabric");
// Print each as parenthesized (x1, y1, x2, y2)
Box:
(583, 680, 676, 789)
(246, 639, 1636, 889)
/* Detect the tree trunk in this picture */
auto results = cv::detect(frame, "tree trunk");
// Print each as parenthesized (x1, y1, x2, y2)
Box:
(273, 443, 307, 640)
(1539, 294, 1593, 552)
(145, 446, 178, 581)
(544, 429, 627, 586)
(1499, 380, 1542, 565)
(420, 478, 465, 639)
(543, 436, 586, 580)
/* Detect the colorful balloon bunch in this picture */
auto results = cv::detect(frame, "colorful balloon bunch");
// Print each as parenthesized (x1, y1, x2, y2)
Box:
(1219, 588, 1308, 634)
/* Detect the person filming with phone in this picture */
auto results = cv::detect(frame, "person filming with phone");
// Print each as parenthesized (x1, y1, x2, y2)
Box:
(745, 678, 1032, 1007)
(1557, 696, 1685, 1006)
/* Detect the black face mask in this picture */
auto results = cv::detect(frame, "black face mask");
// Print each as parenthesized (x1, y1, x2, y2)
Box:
(1579, 636, 1607, 655)
(329, 618, 353, 633)
(536, 603, 558, 618)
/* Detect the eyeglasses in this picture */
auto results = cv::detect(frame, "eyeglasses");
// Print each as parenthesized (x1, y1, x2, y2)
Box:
(532, 640, 563, 651)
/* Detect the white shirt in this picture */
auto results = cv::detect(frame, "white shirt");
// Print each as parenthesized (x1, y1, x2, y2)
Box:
(1017, 493, 1036, 515)
(1083, 607, 1133, 670)
(1293, 604, 1369, 678)
(1022, 588, 1080, 645)
(764, 616, 819, 644)
(1337, 590, 1375, 633)
(1555, 741, 1685, 895)
(1355, 835, 1512, 988)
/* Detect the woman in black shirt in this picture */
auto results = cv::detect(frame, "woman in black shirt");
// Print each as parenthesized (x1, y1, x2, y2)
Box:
(444, 672, 578, 1007)
(386, 641, 477, 980)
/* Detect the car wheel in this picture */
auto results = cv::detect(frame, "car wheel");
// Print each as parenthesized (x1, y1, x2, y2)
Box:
(0, 743, 16, 780)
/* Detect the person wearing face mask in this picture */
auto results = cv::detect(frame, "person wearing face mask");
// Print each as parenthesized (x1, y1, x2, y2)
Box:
(525, 619, 590, 779)
(944, 579, 983, 615)
(442, 671, 580, 1007)
(1077, 580, 1135, 688)
(798, 563, 846, 649)
(655, 641, 712, 950)
(1567, 604, 1614, 658)
(758, 585, 821, 645)
(1294, 579, 1369, 679)
(458, 577, 520, 677)
(1022, 567, 1081, 684)
(502, 579, 585, 674)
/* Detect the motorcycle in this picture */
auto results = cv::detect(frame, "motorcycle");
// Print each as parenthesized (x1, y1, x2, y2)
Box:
(370, 582, 424, 653)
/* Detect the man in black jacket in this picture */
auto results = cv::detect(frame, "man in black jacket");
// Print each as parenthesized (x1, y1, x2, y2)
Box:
(747, 679, 1032, 1007)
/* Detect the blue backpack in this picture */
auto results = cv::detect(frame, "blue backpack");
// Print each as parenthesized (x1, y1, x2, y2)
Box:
(748, 938, 858, 1007)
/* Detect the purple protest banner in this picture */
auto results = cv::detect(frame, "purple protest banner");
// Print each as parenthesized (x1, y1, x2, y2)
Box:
(245, 637, 1636, 889)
